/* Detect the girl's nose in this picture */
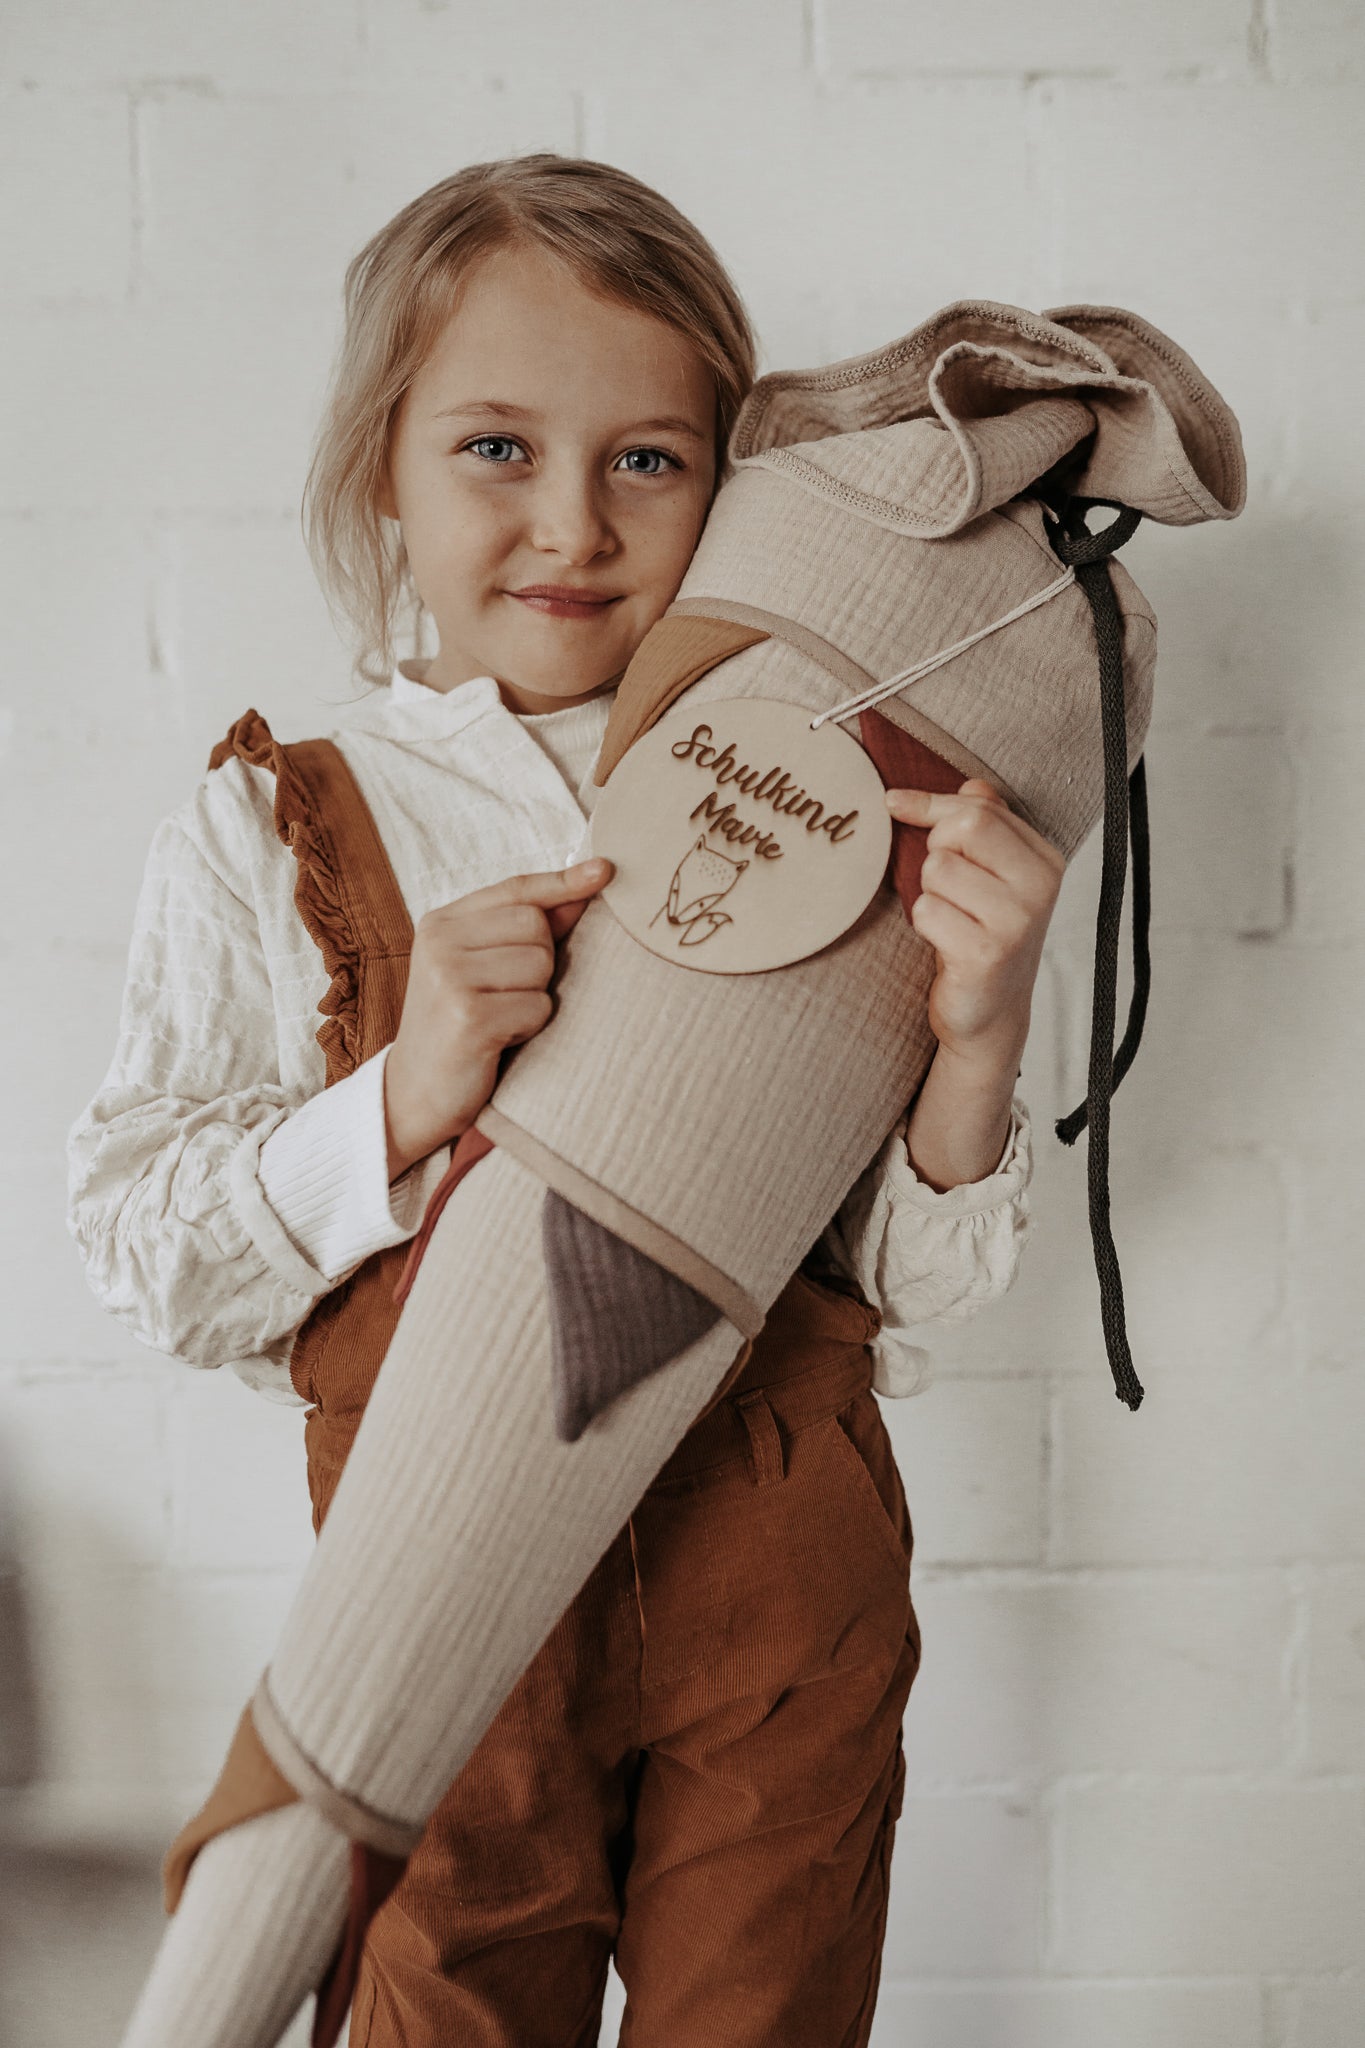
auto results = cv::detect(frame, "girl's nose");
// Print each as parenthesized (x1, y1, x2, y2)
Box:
(527, 468, 616, 563)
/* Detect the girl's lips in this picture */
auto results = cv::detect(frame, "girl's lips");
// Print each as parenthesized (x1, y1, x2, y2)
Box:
(508, 591, 622, 620)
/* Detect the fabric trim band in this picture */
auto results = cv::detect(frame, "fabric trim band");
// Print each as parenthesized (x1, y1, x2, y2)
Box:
(667, 594, 884, 703)
(251, 1675, 425, 1859)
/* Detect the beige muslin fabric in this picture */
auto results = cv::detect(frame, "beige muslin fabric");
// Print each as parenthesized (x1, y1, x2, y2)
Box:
(481, 301, 1244, 1330)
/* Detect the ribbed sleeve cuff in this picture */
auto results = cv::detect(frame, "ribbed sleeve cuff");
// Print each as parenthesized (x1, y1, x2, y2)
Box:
(256, 1049, 452, 1283)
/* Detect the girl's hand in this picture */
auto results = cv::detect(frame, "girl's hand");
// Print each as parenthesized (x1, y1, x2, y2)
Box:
(886, 777, 1061, 1189)
(885, 777, 1063, 1071)
(384, 857, 614, 1181)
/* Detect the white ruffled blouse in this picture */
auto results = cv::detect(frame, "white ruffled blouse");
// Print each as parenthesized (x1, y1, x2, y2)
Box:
(66, 662, 1033, 1405)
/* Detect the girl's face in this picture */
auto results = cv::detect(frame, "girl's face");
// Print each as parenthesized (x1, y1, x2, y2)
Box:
(381, 241, 719, 715)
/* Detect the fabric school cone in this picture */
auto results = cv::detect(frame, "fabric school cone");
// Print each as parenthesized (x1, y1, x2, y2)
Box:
(132, 302, 1244, 2048)
(481, 300, 1245, 1434)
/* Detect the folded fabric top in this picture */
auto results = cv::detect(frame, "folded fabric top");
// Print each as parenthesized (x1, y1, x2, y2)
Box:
(729, 299, 1245, 535)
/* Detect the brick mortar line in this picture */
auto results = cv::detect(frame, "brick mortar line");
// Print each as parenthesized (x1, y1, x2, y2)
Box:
(916, 1564, 1365, 1581)
(875, 1967, 1360, 1986)
(842, 64, 1259, 85)
(912, 1564, 1357, 1582)
(922, 1769, 1365, 1789)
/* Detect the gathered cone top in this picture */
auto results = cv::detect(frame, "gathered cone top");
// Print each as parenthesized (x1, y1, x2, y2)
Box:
(727, 299, 1246, 535)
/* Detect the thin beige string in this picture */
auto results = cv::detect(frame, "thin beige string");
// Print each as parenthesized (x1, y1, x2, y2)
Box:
(808, 567, 1077, 730)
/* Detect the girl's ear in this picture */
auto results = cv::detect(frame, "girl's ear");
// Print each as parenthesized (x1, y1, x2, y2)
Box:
(377, 464, 399, 522)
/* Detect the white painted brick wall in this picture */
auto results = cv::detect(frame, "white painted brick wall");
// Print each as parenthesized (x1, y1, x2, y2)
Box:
(1, 3, 1361, 2043)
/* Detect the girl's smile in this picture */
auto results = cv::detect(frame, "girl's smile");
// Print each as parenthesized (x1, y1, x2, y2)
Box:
(505, 582, 624, 618)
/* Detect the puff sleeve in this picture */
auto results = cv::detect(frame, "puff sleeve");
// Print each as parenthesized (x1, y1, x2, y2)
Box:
(824, 1094, 1034, 1397)
(65, 767, 444, 1402)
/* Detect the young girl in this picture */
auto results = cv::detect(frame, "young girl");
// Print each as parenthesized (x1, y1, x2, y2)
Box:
(71, 156, 1056, 2046)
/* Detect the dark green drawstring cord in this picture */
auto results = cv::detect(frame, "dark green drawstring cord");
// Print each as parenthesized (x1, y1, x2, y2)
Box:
(1054, 752, 1150, 1145)
(1048, 498, 1149, 1411)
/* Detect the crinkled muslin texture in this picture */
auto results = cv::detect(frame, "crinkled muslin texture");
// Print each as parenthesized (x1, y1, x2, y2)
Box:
(123, 1804, 351, 2048)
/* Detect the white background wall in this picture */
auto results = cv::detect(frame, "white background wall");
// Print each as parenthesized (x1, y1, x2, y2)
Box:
(1, 3, 1362, 2044)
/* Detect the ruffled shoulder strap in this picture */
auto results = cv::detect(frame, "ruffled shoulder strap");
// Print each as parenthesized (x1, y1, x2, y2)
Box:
(208, 708, 413, 1084)
(207, 706, 278, 775)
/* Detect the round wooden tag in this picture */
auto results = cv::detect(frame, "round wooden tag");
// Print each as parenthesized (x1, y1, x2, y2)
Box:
(589, 697, 891, 974)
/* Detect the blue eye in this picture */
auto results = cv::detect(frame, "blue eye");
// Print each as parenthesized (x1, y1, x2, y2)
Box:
(466, 435, 524, 464)
(619, 448, 678, 475)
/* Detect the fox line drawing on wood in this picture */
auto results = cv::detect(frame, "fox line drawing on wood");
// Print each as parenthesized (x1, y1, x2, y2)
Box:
(649, 835, 749, 948)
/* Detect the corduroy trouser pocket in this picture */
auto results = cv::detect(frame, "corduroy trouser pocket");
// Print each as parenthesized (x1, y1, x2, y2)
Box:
(828, 1386, 917, 1573)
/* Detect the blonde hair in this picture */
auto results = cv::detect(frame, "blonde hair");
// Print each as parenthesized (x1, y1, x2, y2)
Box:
(303, 154, 758, 688)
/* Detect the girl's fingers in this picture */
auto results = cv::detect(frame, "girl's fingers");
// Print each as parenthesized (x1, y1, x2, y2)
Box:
(459, 942, 557, 992)
(885, 778, 1005, 827)
(917, 847, 1030, 936)
(429, 861, 614, 943)
(888, 781, 1062, 895)
(910, 887, 993, 960)
(444, 901, 561, 952)
(428, 901, 548, 951)
(918, 804, 1041, 901)
(478, 858, 614, 909)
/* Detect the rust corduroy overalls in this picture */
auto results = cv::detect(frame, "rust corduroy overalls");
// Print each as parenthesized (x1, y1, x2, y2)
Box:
(213, 711, 923, 2048)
